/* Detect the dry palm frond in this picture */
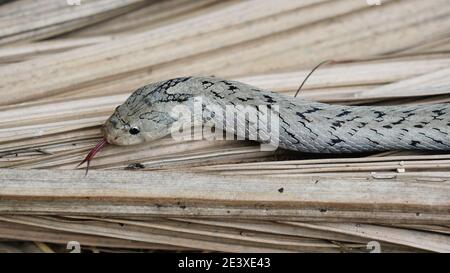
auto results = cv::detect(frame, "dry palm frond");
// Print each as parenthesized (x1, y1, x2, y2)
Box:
(0, 0, 449, 253)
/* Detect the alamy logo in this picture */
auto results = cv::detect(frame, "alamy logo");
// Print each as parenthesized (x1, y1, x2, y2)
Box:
(170, 97, 280, 151)
(67, 241, 81, 253)
(367, 241, 381, 253)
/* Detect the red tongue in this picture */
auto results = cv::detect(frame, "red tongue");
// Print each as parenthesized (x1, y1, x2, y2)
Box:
(77, 138, 108, 175)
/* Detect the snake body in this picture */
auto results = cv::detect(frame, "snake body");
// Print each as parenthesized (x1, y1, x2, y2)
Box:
(103, 76, 450, 153)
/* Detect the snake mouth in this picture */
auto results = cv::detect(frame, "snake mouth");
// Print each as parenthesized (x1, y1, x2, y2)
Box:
(77, 138, 108, 176)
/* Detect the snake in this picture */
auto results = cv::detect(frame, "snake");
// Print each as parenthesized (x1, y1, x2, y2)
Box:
(78, 76, 450, 172)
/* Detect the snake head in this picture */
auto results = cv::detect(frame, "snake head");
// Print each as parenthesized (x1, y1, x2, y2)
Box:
(79, 78, 198, 173)
(78, 98, 175, 175)
(103, 101, 177, 146)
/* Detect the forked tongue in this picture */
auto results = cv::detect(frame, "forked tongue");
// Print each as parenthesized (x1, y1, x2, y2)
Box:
(77, 138, 108, 176)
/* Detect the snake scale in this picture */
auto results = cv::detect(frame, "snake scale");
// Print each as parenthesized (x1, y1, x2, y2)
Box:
(80, 76, 450, 169)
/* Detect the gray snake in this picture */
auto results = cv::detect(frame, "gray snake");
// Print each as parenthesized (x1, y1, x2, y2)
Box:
(79, 76, 450, 170)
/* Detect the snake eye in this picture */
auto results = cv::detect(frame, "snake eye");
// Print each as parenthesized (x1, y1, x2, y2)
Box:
(129, 127, 140, 135)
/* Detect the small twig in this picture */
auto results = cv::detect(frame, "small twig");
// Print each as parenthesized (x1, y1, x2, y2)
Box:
(294, 60, 332, 98)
